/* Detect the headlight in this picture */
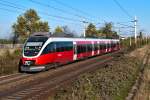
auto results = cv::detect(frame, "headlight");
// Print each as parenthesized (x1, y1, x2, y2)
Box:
(24, 60, 35, 66)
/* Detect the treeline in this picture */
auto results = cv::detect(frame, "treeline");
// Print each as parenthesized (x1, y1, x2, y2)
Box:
(85, 23, 119, 38)
(10, 9, 119, 43)
(0, 8, 149, 45)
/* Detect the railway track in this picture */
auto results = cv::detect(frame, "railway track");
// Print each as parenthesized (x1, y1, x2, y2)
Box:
(0, 73, 31, 85)
(0, 51, 122, 100)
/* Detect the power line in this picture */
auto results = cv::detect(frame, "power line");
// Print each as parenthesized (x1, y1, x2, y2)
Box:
(117, 23, 134, 28)
(0, 7, 21, 13)
(51, 0, 91, 17)
(51, 0, 101, 22)
(113, 0, 133, 19)
(0, 0, 83, 22)
(0, 4, 84, 34)
(0, 6, 83, 29)
(0, 0, 26, 8)
(0, 2, 24, 11)
(29, 0, 90, 20)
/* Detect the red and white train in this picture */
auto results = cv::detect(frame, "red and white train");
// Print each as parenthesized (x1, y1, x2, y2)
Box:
(19, 33, 120, 72)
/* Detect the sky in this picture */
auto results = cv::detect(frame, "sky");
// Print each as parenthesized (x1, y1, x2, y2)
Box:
(0, 0, 149, 39)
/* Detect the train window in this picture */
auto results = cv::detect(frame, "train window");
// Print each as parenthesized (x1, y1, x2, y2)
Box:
(99, 43, 102, 50)
(94, 43, 98, 51)
(83, 44, 86, 52)
(108, 43, 111, 49)
(110, 43, 112, 48)
(111, 43, 113, 48)
(66, 42, 73, 51)
(56, 42, 73, 52)
(24, 36, 48, 56)
(77, 45, 82, 54)
(111, 43, 114, 48)
(77, 44, 87, 54)
(56, 42, 64, 52)
(101, 43, 105, 50)
(42, 42, 56, 55)
(87, 44, 92, 52)
(77, 45, 81, 54)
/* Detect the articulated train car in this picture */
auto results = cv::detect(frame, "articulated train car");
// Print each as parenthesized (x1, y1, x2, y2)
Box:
(19, 33, 120, 72)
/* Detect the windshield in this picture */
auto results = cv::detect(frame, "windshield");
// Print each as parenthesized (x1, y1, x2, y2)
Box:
(24, 36, 48, 57)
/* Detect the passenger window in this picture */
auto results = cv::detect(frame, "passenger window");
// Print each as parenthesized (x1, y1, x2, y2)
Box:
(56, 42, 73, 52)
(94, 43, 98, 51)
(42, 43, 55, 55)
(56, 42, 62, 52)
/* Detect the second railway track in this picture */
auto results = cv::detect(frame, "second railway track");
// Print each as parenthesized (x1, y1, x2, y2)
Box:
(0, 51, 122, 100)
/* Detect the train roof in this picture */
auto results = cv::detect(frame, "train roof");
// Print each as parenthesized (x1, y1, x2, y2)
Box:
(47, 37, 119, 42)
(30, 32, 119, 42)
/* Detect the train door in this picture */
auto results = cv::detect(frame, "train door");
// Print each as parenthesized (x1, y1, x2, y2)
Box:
(104, 42, 106, 53)
(97, 41, 100, 55)
(92, 41, 94, 56)
(54, 42, 65, 64)
(109, 41, 112, 52)
(73, 42, 77, 60)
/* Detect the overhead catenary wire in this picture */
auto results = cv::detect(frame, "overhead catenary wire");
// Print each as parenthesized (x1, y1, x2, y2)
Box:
(0, 7, 21, 14)
(0, 0, 83, 22)
(0, 0, 137, 36)
(0, 0, 111, 25)
(29, 0, 92, 22)
(52, 0, 88, 15)
(112, 0, 133, 19)
(0, 0, 86, 34)
(117, 23, 134, 28)
(0, 6, 84, 33)
(51, 0, 103, 23)
(51, 0, 94, 17)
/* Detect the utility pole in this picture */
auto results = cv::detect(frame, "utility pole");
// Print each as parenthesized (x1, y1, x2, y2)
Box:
(82, 20, 88, 38)
(132, 16, 138, 44)
(130, 35, 132, 46)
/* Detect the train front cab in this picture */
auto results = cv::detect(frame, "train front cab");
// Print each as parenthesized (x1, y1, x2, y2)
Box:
(20, 41, 74, 72)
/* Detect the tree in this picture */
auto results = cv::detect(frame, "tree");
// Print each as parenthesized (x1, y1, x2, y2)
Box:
(101, 22, 113, 38)
(12, 9, 50, 40)
(24, 9, 40, 34)
(12, 16, 26, 36)
(100, 22, 119, 39)
(37, 21, 49, 32)
(85, 23, 97, 37)
(54, 26, 63, 33)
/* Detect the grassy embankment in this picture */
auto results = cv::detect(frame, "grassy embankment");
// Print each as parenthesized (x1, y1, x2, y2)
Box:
(0, 49, 21, 76)
(50, 45, 149, 100)
(133, 55, 150, 100)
